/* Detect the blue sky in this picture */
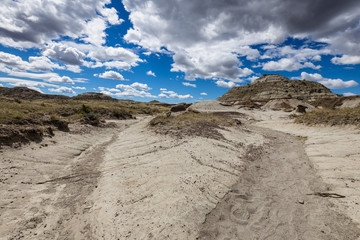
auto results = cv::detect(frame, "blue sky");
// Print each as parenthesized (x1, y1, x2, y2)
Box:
(0, 0, 360, 103)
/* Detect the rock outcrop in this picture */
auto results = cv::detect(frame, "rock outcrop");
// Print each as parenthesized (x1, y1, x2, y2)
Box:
(218, 74, 338, 103)
(170, 103, 192, 112)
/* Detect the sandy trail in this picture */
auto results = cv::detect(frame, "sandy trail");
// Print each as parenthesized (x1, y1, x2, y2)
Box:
(256, 120, 360, 228)
(199, 126, 360, 239)
(0, 119, 136, 239)
(0, 115, 265, 239)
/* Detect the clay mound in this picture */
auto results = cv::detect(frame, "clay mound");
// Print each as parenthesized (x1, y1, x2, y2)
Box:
(338, 96, 360, 108)
(218, 74, 338, 103)
(0, 87, 69, 100)
(72, 92, 117, 101)
(262, 99, 315, 112)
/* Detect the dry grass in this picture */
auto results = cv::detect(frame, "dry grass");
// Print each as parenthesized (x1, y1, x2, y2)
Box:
(296, 136, 308, 141)
(149, 112, 240, 138)
(295, 106, 360, 127)
(0, 96, 169, 125)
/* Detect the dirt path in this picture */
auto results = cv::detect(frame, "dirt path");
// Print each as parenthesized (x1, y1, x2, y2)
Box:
(198, 126, 360, 240)
(0, 119, 137, 240)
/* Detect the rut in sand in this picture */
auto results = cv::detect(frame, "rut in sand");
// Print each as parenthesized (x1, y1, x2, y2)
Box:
(198, 126, 360, 240)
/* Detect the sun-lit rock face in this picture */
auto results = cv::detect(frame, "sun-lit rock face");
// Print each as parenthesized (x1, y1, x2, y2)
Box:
(218, 74, 338, 102)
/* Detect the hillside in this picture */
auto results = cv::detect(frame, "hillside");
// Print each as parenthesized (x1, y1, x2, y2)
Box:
(218, 74, 338, 103)
(0, 87, 69, 100)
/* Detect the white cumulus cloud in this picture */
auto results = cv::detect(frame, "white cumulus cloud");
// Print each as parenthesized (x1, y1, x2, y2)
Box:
(146, 70, 156, 77)
(49, 86, 76, 95)
(96, 71, 125, 81)
(43, 42, 86, 65)
(343, 92, 357, 97)
(159, 89, 193, 99)
(263, 58, 321, 71)
(215, 80, 237, 88)
(331, 55, 360, 65)
(299, 72, 358, 89)
(182, 82, 196, 88)
(0, 0, 123, 48)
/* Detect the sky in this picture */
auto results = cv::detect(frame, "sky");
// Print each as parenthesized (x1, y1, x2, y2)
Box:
(0, 0, 360, 103)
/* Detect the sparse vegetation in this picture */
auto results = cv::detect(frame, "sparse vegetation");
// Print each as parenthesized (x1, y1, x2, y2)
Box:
(296, 136, 308, 141)
(0, 97, 169, 125)
(149, 112, 240, 138)
(0, 96, 170, 147)
(295, 106, 360, 127)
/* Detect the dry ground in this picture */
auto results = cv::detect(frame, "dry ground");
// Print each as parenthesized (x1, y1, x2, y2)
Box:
(1, 101, 360, 239)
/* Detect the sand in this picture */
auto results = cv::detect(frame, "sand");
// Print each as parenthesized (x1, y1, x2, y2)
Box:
(256, 118, 360, 227)
(0, 115, 265, 239)
(1, 102, 360, 239)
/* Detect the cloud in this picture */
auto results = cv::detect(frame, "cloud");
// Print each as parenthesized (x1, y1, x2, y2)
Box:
(263, 58, 321, 71)
(343, 92, 357, 97)
(158, 93, 168, 98)
(82, 18, 107, 46)
(182, 82, 196, 88)
(98, 83, 155, 98)
(170, 48, 253, 81)
(299, 72, 358, 89)
(261, 46, 327, 71)
(74, 78, 89, 83)
(7, 71, 74, 84)
(215, 80, 237, 88)
(49, 86, 76, 95)
(95, 61, 132, 70)
(96, 71, 125, 81)
(66, 65, 82, 73)
(87, 46, 141, 64)
(43, 42, 86, 65)
(200, 92, 207, 96)
(0, 77, 57, 88)
(159, 89, 193, 99)
(0, 51, 63, 72)
(247, 76, 260, 82)
(331, 55, 360, 65)
(47, 76, 74, 84)
(28, 87, 43, 93)
(146, 70, 156, 77)
(129, 82, 151, 91)
(0, 0, 123, 48)
(48, 42, 141, 71)
(73, 86, 86, 90)
(123, 0, 360, 81)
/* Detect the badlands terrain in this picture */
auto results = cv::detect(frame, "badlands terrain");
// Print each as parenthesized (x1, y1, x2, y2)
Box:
(1, 75, 360, 239)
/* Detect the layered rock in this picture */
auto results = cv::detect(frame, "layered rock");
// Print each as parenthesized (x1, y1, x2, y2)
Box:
(218, 74, 338, 103)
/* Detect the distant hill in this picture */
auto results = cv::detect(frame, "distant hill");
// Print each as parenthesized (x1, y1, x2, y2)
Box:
(0, 87, 119, 101)
(218, 74, 338, 103)
(0, 87, 69, 100)
(72, 92, 118, 101)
